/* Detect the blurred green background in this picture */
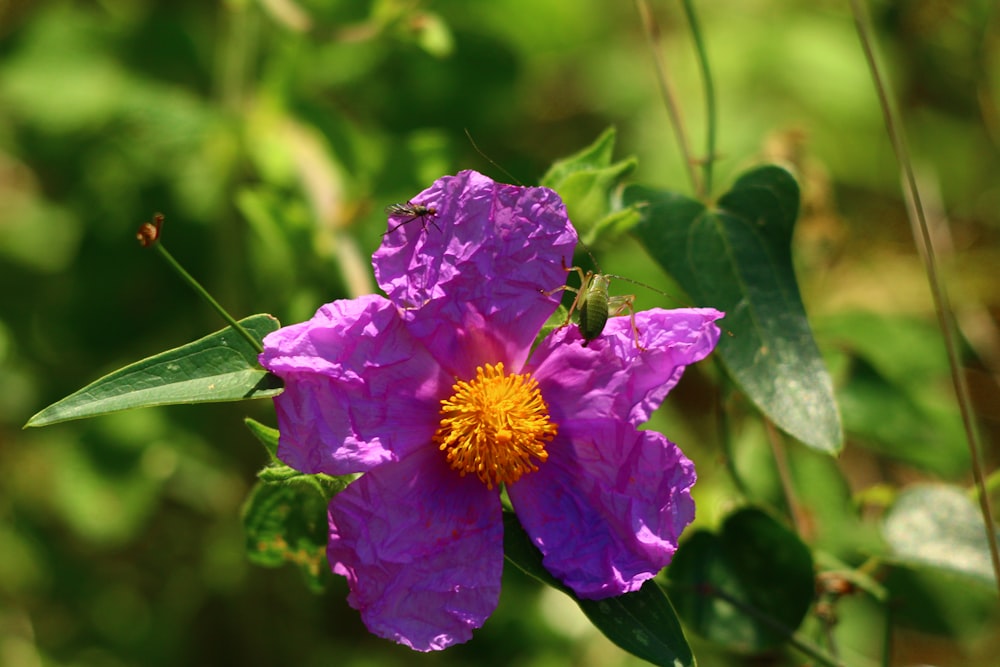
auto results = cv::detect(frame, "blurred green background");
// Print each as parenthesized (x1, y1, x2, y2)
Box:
(2, 1, 998, 665)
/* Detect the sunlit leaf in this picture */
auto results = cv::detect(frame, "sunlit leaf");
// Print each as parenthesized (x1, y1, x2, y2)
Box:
(883, 484, 998, 586)
(26, 315, 283, 427)
(626, 166, 843, 453)
(413, 12, 455, 58)
(816, 311, 968, 475)
(542, 127, 640, 244)
(503, 512, 693, 667)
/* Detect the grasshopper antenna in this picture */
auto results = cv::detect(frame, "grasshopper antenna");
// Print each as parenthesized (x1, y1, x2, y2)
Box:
(464, 128, 525, 187)
(464, 129, 607, 269)
(464, 129, 621, 294)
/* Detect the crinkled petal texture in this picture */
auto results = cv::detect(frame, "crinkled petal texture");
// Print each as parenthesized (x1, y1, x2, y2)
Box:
(259, 295, 451, 476)
(328, 447, 503, 651)
(374, 170, 577, 378)
(259, 170, 721, 651)
(529, 307, 724, 425)
(259, 173, 580, 651)
(507, 307, 720, 599)
(507, 419, 696, 599)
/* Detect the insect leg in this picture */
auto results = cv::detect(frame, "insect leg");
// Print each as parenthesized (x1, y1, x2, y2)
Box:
(542, 262, 591, 329)
(607, 293, 644, 351)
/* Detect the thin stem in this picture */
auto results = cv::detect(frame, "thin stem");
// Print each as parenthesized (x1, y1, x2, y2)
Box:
(715, 360, 749, 496)
(849, 0, 1000, 595)
(680, 0, 717, 196)
(881, 595, 893, 667)
(635, 0, 702, 197)
(764, 418, 809, 538)
(215, 0, 257, 111)
(155, 244, 264, 354)
(980, 467, 1000, 498)
(820, 614, 840, 664)
(708, 587, 846, 667)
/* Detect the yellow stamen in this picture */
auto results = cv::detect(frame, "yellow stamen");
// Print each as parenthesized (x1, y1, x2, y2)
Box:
(433, 362, 557, 489)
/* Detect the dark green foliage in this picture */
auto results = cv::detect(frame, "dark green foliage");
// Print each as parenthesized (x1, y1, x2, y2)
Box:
(5, 2, 998, 666)
(627, 167, 843, 453)
(668, 508, 814, 653)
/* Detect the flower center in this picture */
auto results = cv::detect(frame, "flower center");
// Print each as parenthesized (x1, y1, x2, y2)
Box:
(433, 362, 557, 489)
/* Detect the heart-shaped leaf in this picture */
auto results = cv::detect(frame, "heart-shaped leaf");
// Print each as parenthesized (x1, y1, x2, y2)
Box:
(667, 507, 815, 653)
(503, 512, 693, 667)
(626, 166, 842, 453)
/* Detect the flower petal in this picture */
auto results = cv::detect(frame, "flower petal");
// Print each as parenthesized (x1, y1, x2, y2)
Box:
(507, 418, 696, 599)
(259, 294, 450, 475)
(328, 447, 503, 651)
(373, 170, 577, 377)
(530, 307, 723, 425)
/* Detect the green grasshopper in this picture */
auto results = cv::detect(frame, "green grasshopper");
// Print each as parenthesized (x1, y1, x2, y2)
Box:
(547, 259, 648, 350)
(461, 130, 668, 350)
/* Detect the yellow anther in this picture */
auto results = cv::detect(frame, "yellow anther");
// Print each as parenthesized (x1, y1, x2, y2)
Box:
(432, 363, 557, 489)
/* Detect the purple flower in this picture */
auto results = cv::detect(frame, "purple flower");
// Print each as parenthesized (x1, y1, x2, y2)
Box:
(259, 170, 723, 651)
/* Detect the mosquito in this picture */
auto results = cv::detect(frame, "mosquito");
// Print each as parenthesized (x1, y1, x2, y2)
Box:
(384, 201, 440, 235)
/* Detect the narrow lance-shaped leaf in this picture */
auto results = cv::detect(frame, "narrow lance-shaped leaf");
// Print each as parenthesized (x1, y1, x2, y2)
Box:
(503, 512, 694, 667)
(26, 314, 283, 427)
(626, 166, 842, 453)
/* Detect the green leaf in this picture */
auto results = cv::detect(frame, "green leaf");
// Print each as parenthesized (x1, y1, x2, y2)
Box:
(242, 478, 331, 593)
(413, 12, 454, 58)
(815, 311, 968, 475)
(25, 315, 283, 427)
(668, 507, 814, 653)
(243, 417, 356, 487)
(541, 126, 620, 186)
(535, 304, 570, 348)
(882, 484, 998, 586)
(502, 512, 693, 667)
(836, 356, 968, 474)
(730, 425, 879, 556)
(626, 166, 843, 453)
(244, 417, 281, 463)
(541, 127, 639, 244)
(880, 564, 999, 638)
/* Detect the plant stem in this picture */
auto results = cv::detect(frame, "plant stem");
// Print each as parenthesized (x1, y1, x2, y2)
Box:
(681, 0, 717, 197)
(635, 0, 702, 197)
(849, 0, 1000, 595)
(708, 587, 846, 667)
(715, 365, 749, 495)
(155, 243, 264, 354)
(765, 419, 809, 539)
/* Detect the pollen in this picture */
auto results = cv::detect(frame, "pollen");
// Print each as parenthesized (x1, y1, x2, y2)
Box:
(433, 362, 557, 489)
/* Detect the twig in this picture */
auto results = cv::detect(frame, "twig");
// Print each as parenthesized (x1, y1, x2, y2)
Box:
(849, 0, 1000, 595)
(680, 0, 717, 196)
(635, 0, 702, 197)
